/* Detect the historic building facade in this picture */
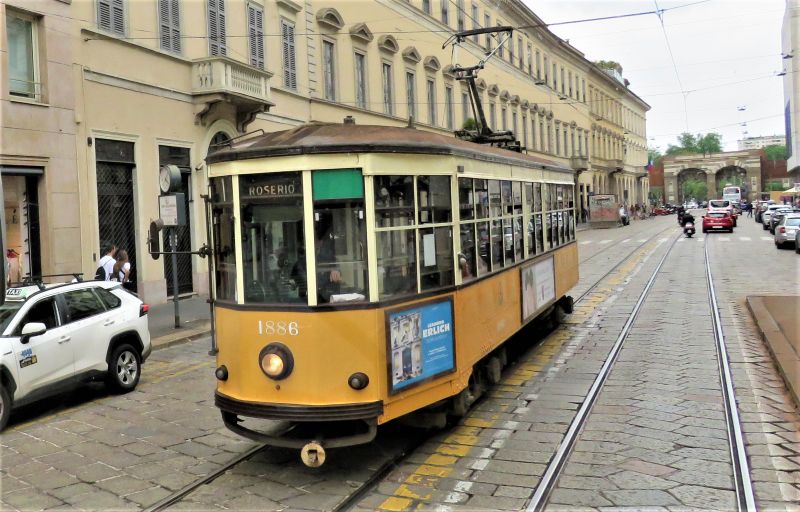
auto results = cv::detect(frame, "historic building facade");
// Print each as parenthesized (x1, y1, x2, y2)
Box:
(0, 0, 81, 284)
(783, 0, 799, 174)
(5, 0, 649, 303)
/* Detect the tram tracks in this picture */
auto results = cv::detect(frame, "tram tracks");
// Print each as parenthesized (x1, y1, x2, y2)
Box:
(142, 222, 684, 512)
(524, 234, 757, 512)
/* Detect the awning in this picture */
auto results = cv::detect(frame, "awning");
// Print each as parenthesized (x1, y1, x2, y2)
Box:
(0, 166, 44, 176)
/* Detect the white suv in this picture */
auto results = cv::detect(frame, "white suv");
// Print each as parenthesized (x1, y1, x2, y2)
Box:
(0, 280, 151, 430)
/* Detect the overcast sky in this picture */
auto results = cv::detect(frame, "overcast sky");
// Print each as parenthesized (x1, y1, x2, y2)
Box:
(523, 0, 786, 153)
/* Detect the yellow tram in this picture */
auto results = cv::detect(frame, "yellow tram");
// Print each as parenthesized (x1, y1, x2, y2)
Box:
(207, 120, 578, 465)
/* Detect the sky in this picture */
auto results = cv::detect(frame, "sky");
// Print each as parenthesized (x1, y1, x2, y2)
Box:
(522, 0, 787, 153)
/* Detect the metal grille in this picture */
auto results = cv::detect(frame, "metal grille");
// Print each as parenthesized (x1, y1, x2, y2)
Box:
(96, 161, 137, 292)
(163, 172, 193, 297)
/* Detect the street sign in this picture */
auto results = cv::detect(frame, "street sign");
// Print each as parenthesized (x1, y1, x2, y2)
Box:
(158, 193, 186, 227)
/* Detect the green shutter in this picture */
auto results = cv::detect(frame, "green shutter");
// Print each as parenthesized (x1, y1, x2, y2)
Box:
(312, 169, 364, 200)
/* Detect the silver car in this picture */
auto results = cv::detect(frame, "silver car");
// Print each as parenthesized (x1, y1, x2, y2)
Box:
(774, 213, 800, 248)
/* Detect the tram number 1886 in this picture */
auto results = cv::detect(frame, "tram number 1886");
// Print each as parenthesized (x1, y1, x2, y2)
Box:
(257, 320, 299, 336)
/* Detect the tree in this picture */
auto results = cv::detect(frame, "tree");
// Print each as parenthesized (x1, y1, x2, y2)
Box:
(682, 179, 708, 201)
(462, 117, 478, 131)
(697, 133, 722, 156)
(764, 144, 787, 161)
(665, 132, 723, 156)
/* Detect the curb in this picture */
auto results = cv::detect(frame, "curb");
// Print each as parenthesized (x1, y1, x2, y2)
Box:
(745, 296, 800, 407)
(151, 321, 212, 351)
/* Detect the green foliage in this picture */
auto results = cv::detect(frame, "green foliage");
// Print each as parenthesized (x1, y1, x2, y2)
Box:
(682, 179, 708, 201)
(462, 117, 478, 131)
(665, 132, 723, 156)
(764, 144, 787, 161)
(648, 189, 664, 203)
(594, 60, 623, 74)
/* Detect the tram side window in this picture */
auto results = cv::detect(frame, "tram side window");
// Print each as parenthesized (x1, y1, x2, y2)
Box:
(475, 179, 489, 219)
(418, 175, 451, 224)
(458, 178, 474, 221)
(376, 175, 417, 299)
(312, 169, 368, 304)
(525, 183, 534, 255)
(239, 173, 305, 304)
(459, 223, 477, 281)
(420, 227, 454, 290)
(210, 176, 236, 301)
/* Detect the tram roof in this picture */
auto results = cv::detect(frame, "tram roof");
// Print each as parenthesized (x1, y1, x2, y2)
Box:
(206, 122, 573, 173)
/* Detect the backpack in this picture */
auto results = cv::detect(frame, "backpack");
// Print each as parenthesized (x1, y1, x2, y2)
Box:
(94, 265, 107, 281)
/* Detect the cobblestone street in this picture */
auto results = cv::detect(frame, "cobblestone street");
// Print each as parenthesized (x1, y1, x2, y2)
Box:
(1, 215, 798, 511)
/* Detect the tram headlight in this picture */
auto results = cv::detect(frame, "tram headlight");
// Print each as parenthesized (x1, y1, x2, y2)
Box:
(259, 343, 294, 380)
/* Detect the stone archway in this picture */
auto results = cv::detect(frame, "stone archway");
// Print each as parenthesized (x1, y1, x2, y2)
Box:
(677, 168, 708, 203)
(715, 165, 748, 197)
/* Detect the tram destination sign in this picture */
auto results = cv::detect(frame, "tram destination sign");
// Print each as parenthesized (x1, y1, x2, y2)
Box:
(241, 173, 302, 200)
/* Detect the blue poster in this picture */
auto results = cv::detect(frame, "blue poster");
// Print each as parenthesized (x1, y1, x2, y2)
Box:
(388, 300, 455, 393)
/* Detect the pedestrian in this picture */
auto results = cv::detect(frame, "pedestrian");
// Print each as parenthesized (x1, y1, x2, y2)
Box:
(618, 204, 628, 226)
(112, 249, 132, 287)
(95, 243, 117, 281)
(747, 201, 753, 217)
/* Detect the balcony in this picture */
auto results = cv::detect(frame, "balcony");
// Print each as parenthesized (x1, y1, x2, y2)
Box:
(570, 155, 589, 171)
(192, 56, 274, 132)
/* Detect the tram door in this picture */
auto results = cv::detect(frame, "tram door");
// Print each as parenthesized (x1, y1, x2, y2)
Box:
(311, 169, 367, 304)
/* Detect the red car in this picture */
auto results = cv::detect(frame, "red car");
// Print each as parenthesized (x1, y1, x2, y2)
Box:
(702, 212, 734, 233)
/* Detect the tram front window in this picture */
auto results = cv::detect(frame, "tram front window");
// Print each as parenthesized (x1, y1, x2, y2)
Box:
(239, 173, 305, 304)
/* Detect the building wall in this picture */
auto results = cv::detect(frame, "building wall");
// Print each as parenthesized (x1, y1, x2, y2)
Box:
(0, 0, 80, 281)
(783, 0, 800, 171)
(738, 135, 786, 150)
(66, 0, 649, 304)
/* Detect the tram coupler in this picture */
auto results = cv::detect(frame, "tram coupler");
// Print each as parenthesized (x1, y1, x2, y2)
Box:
(300, 441, 326, 468)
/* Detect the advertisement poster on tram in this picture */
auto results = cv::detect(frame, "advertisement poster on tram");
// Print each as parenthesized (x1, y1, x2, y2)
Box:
(387, 299, 455, 393)
(521, 256, 556, 323)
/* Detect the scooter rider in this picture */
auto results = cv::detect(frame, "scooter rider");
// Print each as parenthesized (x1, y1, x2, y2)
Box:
(677, 205, 686, 225)
(681, 210, 695, 227)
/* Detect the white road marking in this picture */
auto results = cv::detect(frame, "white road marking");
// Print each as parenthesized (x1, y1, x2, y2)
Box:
(599, 240, 611, 244)
(739, 236, 751, 241)
(718, 238, 730, 242)
(761, 236, 773, 241)
(579, 241, 592, 245)
(621, 238, 631, 243)
(697, 237, 704, 241)
(638, 239, 647, 243)
(677, 237, 685, 242)
(658, 238, 668, 243)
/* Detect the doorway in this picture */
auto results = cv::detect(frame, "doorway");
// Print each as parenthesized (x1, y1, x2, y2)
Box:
(95, 139, 137, 292)
(159, 146, 193, 297)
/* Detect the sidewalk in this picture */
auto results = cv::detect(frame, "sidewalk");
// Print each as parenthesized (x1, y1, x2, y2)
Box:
(747, 295, 800, 406)
(147, 294, 212, 350)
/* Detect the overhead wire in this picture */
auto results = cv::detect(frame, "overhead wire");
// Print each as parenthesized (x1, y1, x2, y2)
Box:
(653, 0, 689, 130)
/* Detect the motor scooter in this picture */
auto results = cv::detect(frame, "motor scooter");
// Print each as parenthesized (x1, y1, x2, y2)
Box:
(683, 222, 695, 238)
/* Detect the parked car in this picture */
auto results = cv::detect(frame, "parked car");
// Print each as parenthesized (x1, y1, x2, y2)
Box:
(702, 212, 735, 233)
(775, 214, 800, 249)
(0, 280, 151, 430)
(768, 207, 797, 234)
(761, 205, 785, 230)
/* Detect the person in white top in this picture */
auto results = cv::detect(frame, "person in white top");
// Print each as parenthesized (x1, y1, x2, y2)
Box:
(96, 244, 117, 281)
(113, 250, 132, 284)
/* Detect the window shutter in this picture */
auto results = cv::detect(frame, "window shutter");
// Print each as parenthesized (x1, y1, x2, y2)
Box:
(159, 0, 181, 53)
(208, 0, 226, 56)
(170, 0, 181, 52)
(111, 0, 125, 35)
(248, 4, 264, 68)
(282, 21, 296, 90)
(98, 0, 112, 31)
